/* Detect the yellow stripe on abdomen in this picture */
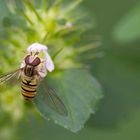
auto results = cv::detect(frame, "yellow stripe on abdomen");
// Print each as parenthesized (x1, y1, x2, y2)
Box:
(21, 78, 37, 100)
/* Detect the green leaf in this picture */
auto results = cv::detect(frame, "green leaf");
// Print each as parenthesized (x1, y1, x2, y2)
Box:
(113, 2, 140, 42)
(34, 69, 102, 132)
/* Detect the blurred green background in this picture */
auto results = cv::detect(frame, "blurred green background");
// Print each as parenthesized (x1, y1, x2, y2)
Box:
(0, 0, 140, 140)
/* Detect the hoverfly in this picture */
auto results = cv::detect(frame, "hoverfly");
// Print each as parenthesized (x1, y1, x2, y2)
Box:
(0, 43, 68, 116)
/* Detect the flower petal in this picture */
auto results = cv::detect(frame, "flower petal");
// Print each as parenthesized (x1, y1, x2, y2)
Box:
(38, 62, 47, 78)
(45, 51, 55, 72)
(27, 42, 48, 53)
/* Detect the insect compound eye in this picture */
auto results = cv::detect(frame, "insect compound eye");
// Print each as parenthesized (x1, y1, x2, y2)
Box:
(31, 57, 41, 66)
(25, 55, 30, 64)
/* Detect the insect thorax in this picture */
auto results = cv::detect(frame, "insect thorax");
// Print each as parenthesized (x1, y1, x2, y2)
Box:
(24, 64, 35, 77)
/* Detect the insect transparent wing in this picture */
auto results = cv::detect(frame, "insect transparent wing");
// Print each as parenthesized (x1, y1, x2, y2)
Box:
(40, 81, 68, 116)
(0, 69, 22, 85)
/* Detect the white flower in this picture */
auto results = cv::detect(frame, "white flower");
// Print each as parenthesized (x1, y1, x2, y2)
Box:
(21, 42, 55, 77)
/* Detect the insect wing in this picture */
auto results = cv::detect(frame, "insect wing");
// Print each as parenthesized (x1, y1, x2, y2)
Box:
(45, 88, 68, 116)
(38, 81, 68, 116)
(0, 69, 21, 85)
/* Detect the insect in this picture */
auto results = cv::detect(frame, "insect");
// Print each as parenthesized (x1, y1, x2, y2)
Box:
(0, 43, 68, 116)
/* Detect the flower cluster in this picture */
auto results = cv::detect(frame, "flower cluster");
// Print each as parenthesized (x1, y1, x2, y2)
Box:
(0, 0, 100, 137)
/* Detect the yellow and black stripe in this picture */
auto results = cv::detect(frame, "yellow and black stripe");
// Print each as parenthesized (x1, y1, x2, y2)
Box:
(21, 77, 37, 100)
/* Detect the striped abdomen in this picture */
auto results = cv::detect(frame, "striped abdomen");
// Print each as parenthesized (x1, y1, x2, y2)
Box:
(21, 77, 37, 100)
